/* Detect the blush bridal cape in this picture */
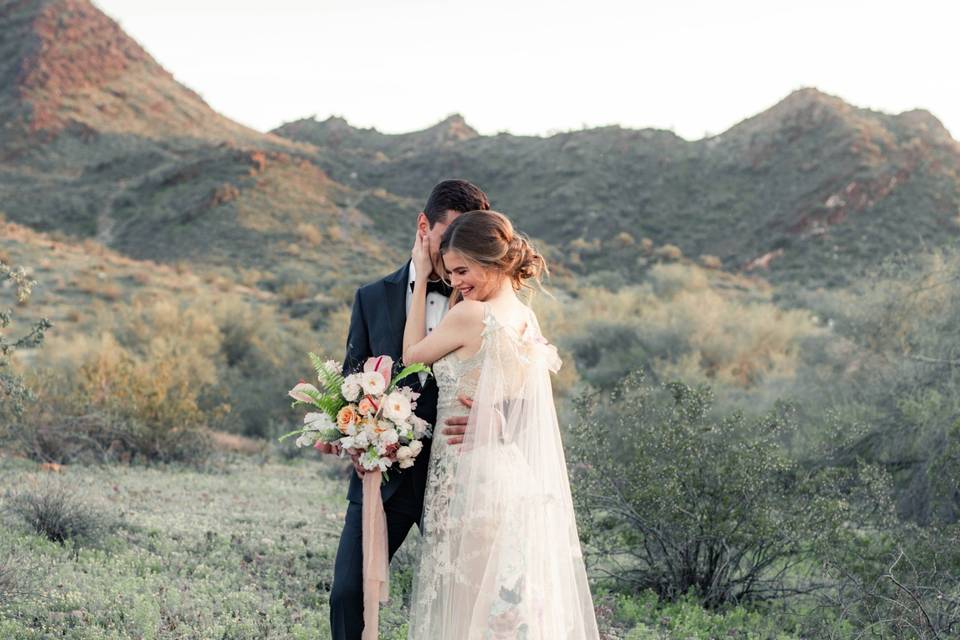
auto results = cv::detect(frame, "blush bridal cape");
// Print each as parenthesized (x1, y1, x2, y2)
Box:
(408, 302, 599, 639)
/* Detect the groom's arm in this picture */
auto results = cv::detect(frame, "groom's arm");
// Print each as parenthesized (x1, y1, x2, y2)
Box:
(342, 287, 371, 377)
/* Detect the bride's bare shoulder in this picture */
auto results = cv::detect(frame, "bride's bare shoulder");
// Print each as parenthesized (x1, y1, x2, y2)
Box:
(444, 299, 486, 324)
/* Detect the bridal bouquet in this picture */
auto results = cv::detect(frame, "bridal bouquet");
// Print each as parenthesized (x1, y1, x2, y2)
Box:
(282, 353, 432, 640)
(281, 353, 432, 478)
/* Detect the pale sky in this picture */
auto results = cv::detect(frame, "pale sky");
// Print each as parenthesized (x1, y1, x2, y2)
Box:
(93, 0, 959, 141)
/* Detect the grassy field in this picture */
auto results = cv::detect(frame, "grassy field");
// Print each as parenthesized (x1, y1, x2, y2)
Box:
(0, 453, 431, 639)
(0, 453, 813, 640)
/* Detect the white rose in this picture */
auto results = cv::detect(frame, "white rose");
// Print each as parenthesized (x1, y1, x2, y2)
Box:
(341, 376, 363, 402)
(303, 412, 335, 432)
(380, 428, 399, 446)
(360, 371, 386, 396)
(408, 440, 424, 456)
(396, 445, 413, 461)
(398, 458, 415, 469)
(382, 391, 412, 423)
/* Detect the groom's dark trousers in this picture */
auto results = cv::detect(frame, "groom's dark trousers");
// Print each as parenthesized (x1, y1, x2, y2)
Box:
(330, 262, 437, 640)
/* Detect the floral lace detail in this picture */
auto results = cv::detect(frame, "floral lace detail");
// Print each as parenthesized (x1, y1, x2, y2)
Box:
(410, 303, 533, 639)
(414, 338, 483, 606)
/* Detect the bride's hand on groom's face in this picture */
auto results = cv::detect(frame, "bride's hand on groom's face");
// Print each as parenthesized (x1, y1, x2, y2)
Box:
(411, 229, 433, 277)
(442, 395, 474, 445)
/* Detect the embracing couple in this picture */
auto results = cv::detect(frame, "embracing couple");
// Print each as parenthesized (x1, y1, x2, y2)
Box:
(320, 180, 599, 639)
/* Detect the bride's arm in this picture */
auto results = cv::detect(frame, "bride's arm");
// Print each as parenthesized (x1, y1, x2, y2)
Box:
(403, 297, 483, 365)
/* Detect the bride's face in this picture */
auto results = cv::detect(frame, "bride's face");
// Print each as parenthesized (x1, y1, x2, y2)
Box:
(442, 250, 500, 301)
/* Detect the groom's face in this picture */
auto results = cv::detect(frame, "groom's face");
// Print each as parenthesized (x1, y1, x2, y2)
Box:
(418, 210, 462, 277)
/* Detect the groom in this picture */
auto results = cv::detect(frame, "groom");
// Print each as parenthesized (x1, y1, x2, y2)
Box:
(324, 179, 491, 640)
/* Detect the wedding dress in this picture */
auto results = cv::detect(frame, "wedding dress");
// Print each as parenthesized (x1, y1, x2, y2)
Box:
(408, 302, 599, 639)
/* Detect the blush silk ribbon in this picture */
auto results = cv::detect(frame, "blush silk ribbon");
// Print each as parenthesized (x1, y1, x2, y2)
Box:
(361, 469, 389, 640)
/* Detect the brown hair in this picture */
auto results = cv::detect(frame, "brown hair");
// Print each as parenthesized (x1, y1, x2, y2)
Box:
(439, 210, 547, 292)
(423, 179, 490, 227)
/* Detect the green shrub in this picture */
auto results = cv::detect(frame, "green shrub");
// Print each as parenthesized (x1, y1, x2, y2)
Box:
(790, 248, 960, 523)
(0, 548, 34, 606)
(818, 522, 960, 640)
(0, 260, 51, 425)
(6, 480, 112, 546)
(568, 375, 863, 608)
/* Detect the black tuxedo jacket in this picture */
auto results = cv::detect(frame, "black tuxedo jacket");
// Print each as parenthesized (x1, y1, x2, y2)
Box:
(341, 261, 437, 506)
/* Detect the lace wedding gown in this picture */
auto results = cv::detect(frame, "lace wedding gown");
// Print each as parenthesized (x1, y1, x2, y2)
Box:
(408, 303, 599, 639)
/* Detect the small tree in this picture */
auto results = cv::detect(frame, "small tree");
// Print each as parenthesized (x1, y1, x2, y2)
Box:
(1, 261, 52, 422)
(568, 375, 865, 608)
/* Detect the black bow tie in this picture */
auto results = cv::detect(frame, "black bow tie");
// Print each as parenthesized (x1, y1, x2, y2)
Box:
(411, 279, 454, 297)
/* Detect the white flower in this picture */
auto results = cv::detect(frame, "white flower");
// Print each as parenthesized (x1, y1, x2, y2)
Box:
(295, 432, 319, 448)
(361, 420, 379, 439)
(341, 375, 363, 402)
(360, 371, 386, 396)
(398, 458, 415, 469)
(396, 445, 413, 461)
(360, 449, 393, 472)
(382, 391, 412, 423)
(399, 386, 420, 402)
(339, 435, 356, 450)
(409, 415, 431, 438)
(303, 412, 335, 432)
(408, 440, 424, 456)
(288, 382, 320, 404)
(352, 431, 370, 450)
(380, 428, 399, 446)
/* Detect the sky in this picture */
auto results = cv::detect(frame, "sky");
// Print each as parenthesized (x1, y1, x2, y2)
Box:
(93, 0, 959, 141)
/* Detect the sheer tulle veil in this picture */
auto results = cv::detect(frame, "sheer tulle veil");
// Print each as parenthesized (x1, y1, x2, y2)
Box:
(416, 302, 599, 638)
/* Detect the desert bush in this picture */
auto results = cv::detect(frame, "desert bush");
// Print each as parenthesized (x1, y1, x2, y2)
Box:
(568, 375, 866, 608)
(209, 295, 320, 438)
(6, 479, 111, 546)
(789, 248, 960, 522)
(0, 548, 34, 605)
(0, 260, 52, 425)
(816, 523, 960, 639)
(546, 269, 821, 403)
(295, 222, 324, 246)
(279, 280, 312, 304)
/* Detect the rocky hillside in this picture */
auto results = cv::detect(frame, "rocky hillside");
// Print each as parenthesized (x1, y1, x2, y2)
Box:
(2, 0, 958, 293)
(276, 90, 960, 288)
(0, 0, 414, 299)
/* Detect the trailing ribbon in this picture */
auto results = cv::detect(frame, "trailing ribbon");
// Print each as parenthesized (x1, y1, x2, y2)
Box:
(361, 469, 389, 640)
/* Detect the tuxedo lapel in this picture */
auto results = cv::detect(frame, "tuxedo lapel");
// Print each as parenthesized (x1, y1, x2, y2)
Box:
(382, 261, 410, 366)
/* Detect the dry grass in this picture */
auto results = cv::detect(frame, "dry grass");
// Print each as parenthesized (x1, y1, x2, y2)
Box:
(208, 430, 267, 455)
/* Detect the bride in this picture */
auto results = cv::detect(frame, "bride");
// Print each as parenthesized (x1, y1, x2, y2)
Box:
(402, 210, 599, 639)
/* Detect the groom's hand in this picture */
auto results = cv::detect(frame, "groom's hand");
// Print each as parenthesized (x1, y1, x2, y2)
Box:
(443, 395, 474, 445)
(314, 442, 341, 456)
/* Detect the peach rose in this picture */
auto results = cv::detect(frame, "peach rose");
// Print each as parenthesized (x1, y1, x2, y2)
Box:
(358, 396, 379, 416)
(336, 405, 359, 434)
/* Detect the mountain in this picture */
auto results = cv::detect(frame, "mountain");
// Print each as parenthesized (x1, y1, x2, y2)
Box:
(2, 0, 958, 293)
(275, 89, 960, 288)
(0, 0, 413, 298)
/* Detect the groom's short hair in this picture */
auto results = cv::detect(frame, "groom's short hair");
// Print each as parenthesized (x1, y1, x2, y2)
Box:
(423, 179, 490, 227)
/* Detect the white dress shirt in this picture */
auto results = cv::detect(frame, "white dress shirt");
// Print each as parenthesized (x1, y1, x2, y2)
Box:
(406, 260, 450, 385)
